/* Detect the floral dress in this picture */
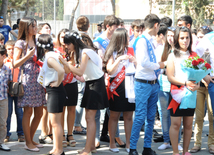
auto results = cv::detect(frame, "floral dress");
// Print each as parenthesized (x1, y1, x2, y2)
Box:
(15, 40, 46, 107)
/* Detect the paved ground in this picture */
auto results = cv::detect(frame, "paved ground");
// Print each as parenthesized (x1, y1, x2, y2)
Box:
(0, 109, 213, 155)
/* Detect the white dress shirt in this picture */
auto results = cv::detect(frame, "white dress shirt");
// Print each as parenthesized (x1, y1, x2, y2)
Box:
(195, 33, 214, 76)
(135, 32, 160, 80)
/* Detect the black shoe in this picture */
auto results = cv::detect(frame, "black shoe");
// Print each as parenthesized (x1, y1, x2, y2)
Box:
(153, 136, 164, 142)
(153, 130, 162, 138)
(141, 124, 145, 132)
(142, 148, 157, 155)
(119, 116, 124, 121)
(100, 135, 110, 142)
(129, 149, 139, 155)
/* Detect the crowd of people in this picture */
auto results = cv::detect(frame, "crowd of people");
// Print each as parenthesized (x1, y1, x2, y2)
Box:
(0, 13, 213, 155)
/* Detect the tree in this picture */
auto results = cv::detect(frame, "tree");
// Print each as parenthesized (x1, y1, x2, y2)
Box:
(110, 0, 115, 15)
(69, 0, 79, 30)
(24, 0, 30, 17)
(0, 0, 8, 22)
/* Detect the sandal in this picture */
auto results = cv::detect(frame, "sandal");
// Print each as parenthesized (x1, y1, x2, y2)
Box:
(39, 135, 53, 144)
(67, 134, 76, 147)
(190, 146, 201, 153)
(62, 135, 67, 147)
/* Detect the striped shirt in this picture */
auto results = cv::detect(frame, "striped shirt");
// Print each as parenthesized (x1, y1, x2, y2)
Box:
(0, 64, 12, 100)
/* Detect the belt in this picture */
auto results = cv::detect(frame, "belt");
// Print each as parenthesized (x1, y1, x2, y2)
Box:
(135, 78, 158, 84)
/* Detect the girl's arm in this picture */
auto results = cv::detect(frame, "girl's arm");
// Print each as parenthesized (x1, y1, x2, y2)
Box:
(167, 53, 198, 91)
(14, 47, 35, 68)
(59, 53, 89, 77)
(47, 57, 65, 87)
(106, 55, 129, 75)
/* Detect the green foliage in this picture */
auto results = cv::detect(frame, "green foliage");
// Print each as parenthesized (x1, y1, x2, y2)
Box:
(9, 0, 36, 11)
(158, 0, 213, 28)
(32, 0, 64, 20)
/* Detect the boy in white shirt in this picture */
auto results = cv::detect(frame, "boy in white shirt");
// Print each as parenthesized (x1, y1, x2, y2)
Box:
(129, 14, 165, 155)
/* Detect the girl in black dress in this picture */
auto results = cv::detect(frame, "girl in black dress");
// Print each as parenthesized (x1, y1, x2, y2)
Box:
(103, 28, 136, 153)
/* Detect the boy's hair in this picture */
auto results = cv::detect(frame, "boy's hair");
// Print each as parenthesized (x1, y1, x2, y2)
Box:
(118, 18, 124, 24)
(177, 15, 192, 26)
(160, 17, 172, 27)
(192, 28, 197, 35)
(197, 26, 213, 35)
(144, 14, 160, 29)
(76, 16, 89, 32)
(12, 24, 18, 30)
(140, 20, 145, 29)
(0, 45, 6, 55)
(104, 15, 120, 30)
(0, 33, 5, 41)
(5, 40, 16, 47)
(157, 23, 168, 36)
(131, 19, 142, 30)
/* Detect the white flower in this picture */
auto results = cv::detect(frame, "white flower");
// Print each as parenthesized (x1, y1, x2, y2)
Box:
(65, 32, 70, 35)
(47, 44, 50, 47)
(42, 44, 45, 48)
(76, 36, 79, 39)
(38, 43, 41, 47)
(73, 33, 77, 37)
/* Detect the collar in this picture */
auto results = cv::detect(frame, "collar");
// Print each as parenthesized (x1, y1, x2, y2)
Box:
(143, 32, 154, 42)
(78, 31, 89, 36)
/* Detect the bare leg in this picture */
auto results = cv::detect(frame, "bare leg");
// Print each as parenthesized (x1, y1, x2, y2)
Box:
(123, 111, 133, 148)
(61, 107, 66, 143)
(80, 109, 97, 155)
(40, 106, 49, 136)
(183, 116, 193, 154)
(31, 106, 43, 145)
(170, 116, 181, 155)
(109, 111, 120, 149)
(49, 112, 63, 155)
(22, 107, 36, 149)
(67, 106, 76, 144)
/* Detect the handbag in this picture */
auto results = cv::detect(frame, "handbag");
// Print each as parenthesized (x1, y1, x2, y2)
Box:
(9, 52, 24, 97)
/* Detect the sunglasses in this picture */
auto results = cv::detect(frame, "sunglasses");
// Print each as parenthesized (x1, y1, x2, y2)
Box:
(168, 27, 176, 31)
(0, 16, 3, 19)
(201, 26, 212, 32)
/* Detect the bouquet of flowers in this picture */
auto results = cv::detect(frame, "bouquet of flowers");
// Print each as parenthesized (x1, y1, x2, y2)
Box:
(170, 55, 212, 111)
(182, 56, 211, 83)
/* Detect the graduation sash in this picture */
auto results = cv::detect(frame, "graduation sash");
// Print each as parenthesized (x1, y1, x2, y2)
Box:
(133, 35, 160, 78)
(107, 48, 134, 100)
(93, 37, 109, 50)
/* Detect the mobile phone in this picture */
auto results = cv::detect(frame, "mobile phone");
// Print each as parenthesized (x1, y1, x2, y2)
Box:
(30, 47, 34, 50)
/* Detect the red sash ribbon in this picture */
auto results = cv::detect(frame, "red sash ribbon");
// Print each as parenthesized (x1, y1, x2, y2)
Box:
(107, 66, 125, 100)
(167, 52, 197, 114)
(33, 55, 43, 67)
(106, 47, 134, 100)
(63, 72, 74, 86)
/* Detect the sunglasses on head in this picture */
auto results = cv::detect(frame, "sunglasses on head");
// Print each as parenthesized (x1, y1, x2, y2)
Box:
(0, 16, 3, 19)
(168, 27, 176, 31)
(201, 26, 212, 32)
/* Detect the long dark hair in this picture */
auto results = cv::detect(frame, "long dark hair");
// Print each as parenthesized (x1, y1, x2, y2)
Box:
(173, 26, 192, 57)
(18, 17, 36, 45)
(37, 34, 54, 60)
(64, 30, 91, 65)
(161, 27, 176, 62)
(103, 28, 128, 72)
(80, 33, 98, 52)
